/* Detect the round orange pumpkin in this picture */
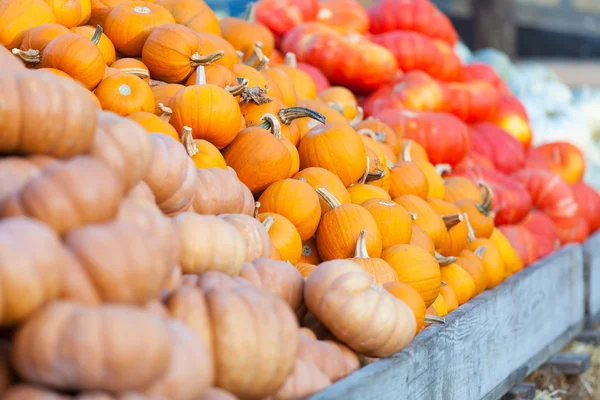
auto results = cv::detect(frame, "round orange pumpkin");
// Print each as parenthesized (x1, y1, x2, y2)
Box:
(259, 213, 303, 265)
(110, 57, 150, 82)
(440, 285, 459, 312)
(456, 248, 488, 295)
(465, 239, 506, 289)
(0, 0, 56, 49)
(71, 25, 116, 66)
(179, 127, 227, 169)
(383, 281, 426, 333)
(294, 167, 351, 218)
(351, 229, 398, 284)
(361, 198, 413, 249)
(395, 195, 447, 252)
(45, 0, 91, 28)
(94, 74, 155, 116)
(12, 23, 69, 67)
(388, 161, 429, 199)
(440, 263, 475, 305)
(128, 111, 179, 139)
(347, 183, 391, 204)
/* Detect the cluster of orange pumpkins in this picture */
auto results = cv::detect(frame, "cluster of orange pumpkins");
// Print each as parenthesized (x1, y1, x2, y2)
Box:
(1, 0, 600, 398)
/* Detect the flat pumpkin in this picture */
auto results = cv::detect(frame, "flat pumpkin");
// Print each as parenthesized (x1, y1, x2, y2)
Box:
(94, 74, 155, 116)
(294, 167, 351, 218)
(350, 229, 398, 284)
(259, 213, 303, 265)
(361, 198, 413, 249)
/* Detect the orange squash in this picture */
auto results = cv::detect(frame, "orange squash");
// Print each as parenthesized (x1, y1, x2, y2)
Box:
(38, 67, 70, 78)
(350, 229, 398, 284)
(399, 139, 429, 162)
(220, 3, 274, 60)
(409, 224, 435, 255)
(71, 25, 116, 66)
(179, 127, 227, 169)
(444, 177, 483, 204)
(455, 249, 488, 295)
(384, 281, 426, 333)
(361, 198, 413, 249)
(300, 237, 321, 265)
(154, 0, 221, 36)
(150, 83, 184, 115)
(0, 0, 56, 49)
(381, 244, 441, 307)
(456, 182, 495, 239)
(388, 161, 429, 199)
(274, 53, 318, 100)
(347, 184, 391, 205)
(12, 24, 69, 67)
(259, 213, 302, 265)
(94, 74, 155, 116)
(440, 263, 475, 305)
(128, 111, 179, 140)
(428, 198, 469, 256)
(45, 0, 91, 28)
(294, 167, 351, 218)
(465, 240, 506, 289)
(428, 293, 448, 317)
(318, 86, 361, 124)
(440, 285, 459, 312)
(355, 118, 400, 156)
(315, 187, 381, 261)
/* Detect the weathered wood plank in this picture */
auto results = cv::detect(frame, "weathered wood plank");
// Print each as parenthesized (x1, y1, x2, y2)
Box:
(576, 329, 600, 344)
(544, 353, 591, 376)
(310, 245, 585, 400)
(501, 383, 536, 400)
(583, 231, 600, 326)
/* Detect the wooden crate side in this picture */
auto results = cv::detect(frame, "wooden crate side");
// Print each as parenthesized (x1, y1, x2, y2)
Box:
(311, 245, 585, 400)
(584, 231, 600, 325)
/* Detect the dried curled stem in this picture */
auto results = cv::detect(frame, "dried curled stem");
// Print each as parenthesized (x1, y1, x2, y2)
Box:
(119, 68, 150, 80)
(358, 156, 371, 184)
(424, 315, 446, 324)
(90, 25, 103, 45)
(278, 107, 326, 125)
(435, 252, 457, 266)
(253, 202, 261, 219)
(225, 78, 249, 96)
(240, 86, 271, 105)
(349, 106, 364, 127)
(259, 113, 282, 139)
(357, 128, 386, 142)
(442, 213, 463, 230)
(157, 103, 172, 122)
(463, 213, 477, 242)
(180, 126, 198, 157)
(315, 187, 341, 210)
(190, 51, 224, 67)
(11, 48, 41, 64)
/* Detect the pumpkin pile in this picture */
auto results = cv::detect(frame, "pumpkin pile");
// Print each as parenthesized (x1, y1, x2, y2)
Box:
(1, 0, 600, 398)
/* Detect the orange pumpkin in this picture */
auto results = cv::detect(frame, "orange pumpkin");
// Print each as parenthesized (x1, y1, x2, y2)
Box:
(351, 229, 398, 284)
(388, 161, 429, 199)
(169, 66, 243, 150)
(456, 248, 488, 295)
(318, 86, 361, 124)
(456, 182, 494, 239)
(347, 184, 391, 205)
(315, 187, 381, 261)
(258, 178, 321, 241)
(465, 240, 506, 289)
(295, 262, 317, 278)
(440, 263, 475, 305)
(12, 23, 69, 67)
(489, 228, 521, 276)
(180, 127, 227, 169)
(223, 114, 293, 195)
(262, 67, 298, 107)
(0, 0, 56, 49)
(427, 294, 448, 318)
(355, 118, 400, 156)
(154, 0, 221, 36)
(383, 281, 426, 333)
(296, 98, 348, 124)
(410, 223, 435, 255)
(220, 3, 274, 60)
(428, 198, 469, 257)
(185, 65, 246, 100)
(416, 159, 445, 199)
(259, 213, 302, 265)
(196, 32, 238, 70)
(38, 67, 70, 78)
(41, 32, 105, 90)
(110, 57, 150, 82)
(71, 25, 116, 66)
(443, 177, 483, 204)
(128, 111, 179, 139)
(440, 285, 459, 312)
(399, 139, 429, 162)
(294, 167, 351, 218)
(381, 244, 441, 307)
(395, 195, 447, 252)
(300, 237, 321, 265)
(150, 83, 184, 115)
(233, 62, 270, 90)
(89, 0, 128, 28)
(362, 198, 413, 249)
(274, 53, 318, 100)
(104, 1, 175, 57)
(45, 0, 91, 28)
(94, 74, 155, 116)
(299, 122, 367, 187)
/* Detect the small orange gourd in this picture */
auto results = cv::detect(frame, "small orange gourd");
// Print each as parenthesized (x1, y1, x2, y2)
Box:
(180, 127, 227, 169)
(465, 240, 506, 289)
(395, 195, 447, 252)
(409, 224, 435, 255)
(440, 263, 476, 305)
(347, 183, 391, 204)
(259, 213, 302, 265)
(128, 110, 179, 140)
(388, 161, 429, 199)
(94, 74, 155, 116)
(384, 281, 426, 333)
(440, 285, 459, 312)
(293, 167, 351, 217)
(456, 249, 488, 295)
(350, 229, 397, 284)
(361, 198, 413, 249)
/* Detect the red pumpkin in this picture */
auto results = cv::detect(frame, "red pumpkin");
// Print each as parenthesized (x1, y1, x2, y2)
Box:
(536, 142, 586, 185)
(281, 22, 398, 95)
(446, 81, 499, 123)
(316, 0, 369, 35)
(497, 225, 537, 267)
(518, 210, 559, 260)
(513, 169, 581, 244)
(492, 93, 532, 149)
(432, 40, 463, 82)
(255, 0, 305, 38)
(463, 63, 510, 93)
(572, 182, 600, 233)
(468, 123, 525, 174)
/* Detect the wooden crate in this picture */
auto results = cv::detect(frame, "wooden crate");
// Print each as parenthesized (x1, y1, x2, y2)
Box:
(310, 244, 585, 400)
(584, 231, 600, 325)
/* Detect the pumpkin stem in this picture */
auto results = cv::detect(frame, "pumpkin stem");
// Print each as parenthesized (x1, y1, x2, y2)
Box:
(354, 229, 370, 258)
(435, 164, 452, 177)
(401, 140, 413, 162)
(442, 213, 463, 230)
(435, 252, 457, 266)
(424, 315, 446, 324)
(194, 66, 207, 85)
(409, 212, 418, 220)
(386, 158, 396, 170)
(90, 25, 103, 45)
(477, 181, 494, 214)
(259, 113, 282, 139)
(245, 43, 269, 70)
(253, 202, 260, 219)
(278, 107, 326, 125)
(262, 215, 275, 233)
(327, 101, 344, 115)
(225, 78, 249, 96)
(119, 67, 149, 80)
(358, 156, 371, 184)
(11, 48, 41, 64)
(357, 128, 386, 142)
(190, 51, 225, 67)
(365, 158, 386, 183)
(242, 2, 256, 22)
(349, 106, 364, 127)
(241, 85, 271, 105)
(157, 103, 172, 122)
(149, 79, 167, 87)
(463, 212, 477, 242)
(441, 280, 448, 286)
(180, 126, 198, 157)
(474, 246, 487, 259)
(236, 50, 245, 63)
(284, 52, 297, 68)
(315, 187, 342, 210)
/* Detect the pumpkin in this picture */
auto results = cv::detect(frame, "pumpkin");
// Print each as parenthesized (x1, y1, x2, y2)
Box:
(410, 224, 435, 255)
(0, 217, 64, 326)
(440, 285, 459, 312)
(274, 53, 318, 100)
(142, 24, 229, 84)
(440, 263, 475, 305)
(154, 0, 221, 36)
(299, 122, 367, 186)
(169, 66, 243, 150)
(223, 114, 293, 195)
(347, 183, 391, 204)
(350, 229, 397, 285)
(296, 98, 348, 124)
(536, 142, 586, 185)
(45, 0, 91, 28)
(456, 182, 495, 240)
(204, 284, 298, 399)
(282, 22, 398, 95)
(488, 227, 522, 276)
(465, 240, 506, 289)
(293, 167, 351, 217)
(1, 157, 122, 234)
(297, 330, 359, 382)
(179, 127, 227, 169)
(469, 123, 525, 175)
(428, 199, 469, 257)
(151, 83, 184, 115)
(40, 32, 105, 89)
(383, 281, 426, 333)
(0, 156, 54, 205)
(109, 57, 150, 82)
(432, 40, 463, 82)
(254, 0, 307, 38)
(0, 0, 56, 49)
(89, 0, 129, 28)
(91, 110, 153, 193)
(259, 66, 298, 108)
(128, 111, 179, 140)
(164, 285, 212, 344)
(443, 177, 483, 204)
(362, 198, 413, 249)
(318, 86, 361, 123)
(190, 168, 254, 216)
(220, 3, 274, 60)
(270, 359, 331, 400)
(260, 213, 303, 265)
(12, 301, 173, 392)
(388, 161, 429, 199)
(300, 237, 321, 265)
(381, 244, 441, 307)
(315, 0, 368, 34)
(296, 262, 317, 278)
(200, 388, 240, 400)
(355, 118, 399, 159)
(572, 182, 600, 233)
(497, 225, 537, 269)
(173, 213, 247, 276)
(297, 61, 331, 93)
(394, 195, 447, 252)
(305, 260, 416, 357)
(258, 178, 321, 241)
(196, 32, 239, 69)
(220, 213, 272, 262)
(414, 159, 445, 199)
(455, 249, 488, 295)
(1, 45, 25, 71)
(71, 25, 116, 66)
(492, 93, 532, 149)
(0, 70, 97, 157)
(94, 74, 155, 116)
(143, 133, 198, 215)
(233, 62, 270, 92)
(446, 81, 499, 123)
(316, 187, 381, 260)
(12, 23, 69, 67)
(427, 294, 448, 318)
(104, 1, 175, 57)
(185, 64, 244, 94)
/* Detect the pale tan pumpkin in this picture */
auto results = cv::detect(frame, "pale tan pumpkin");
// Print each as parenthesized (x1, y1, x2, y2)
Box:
(190, 169, 255, 216)
(0, 156, 57, 205)
(220, 213, 273, 262)
(164, 286, 212, 347)
(268, 359, 331, 400)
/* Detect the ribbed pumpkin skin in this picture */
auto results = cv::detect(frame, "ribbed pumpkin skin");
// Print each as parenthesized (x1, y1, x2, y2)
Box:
(456, 250, 488, 295)
(465, 239, 506, 289)
(381, 244, 441, 307)
(440, 263, 476, 305)
(361, 199, 413, 249)
(259, 213, 303, 265)
(347, 184, 391, 205)
(383, 281, 426, 333)
(294, 167, 351, 217)
(444, 177, 483, 204)
(389, 162, 429, 199)
(0, 0, 56, 49)
(440, 285, 459, 312)
(395, 195, 446, 252)
(409, 224, 435, 255)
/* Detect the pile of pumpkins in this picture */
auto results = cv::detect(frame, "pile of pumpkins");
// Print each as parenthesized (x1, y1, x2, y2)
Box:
(1, 0, 600, 399)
